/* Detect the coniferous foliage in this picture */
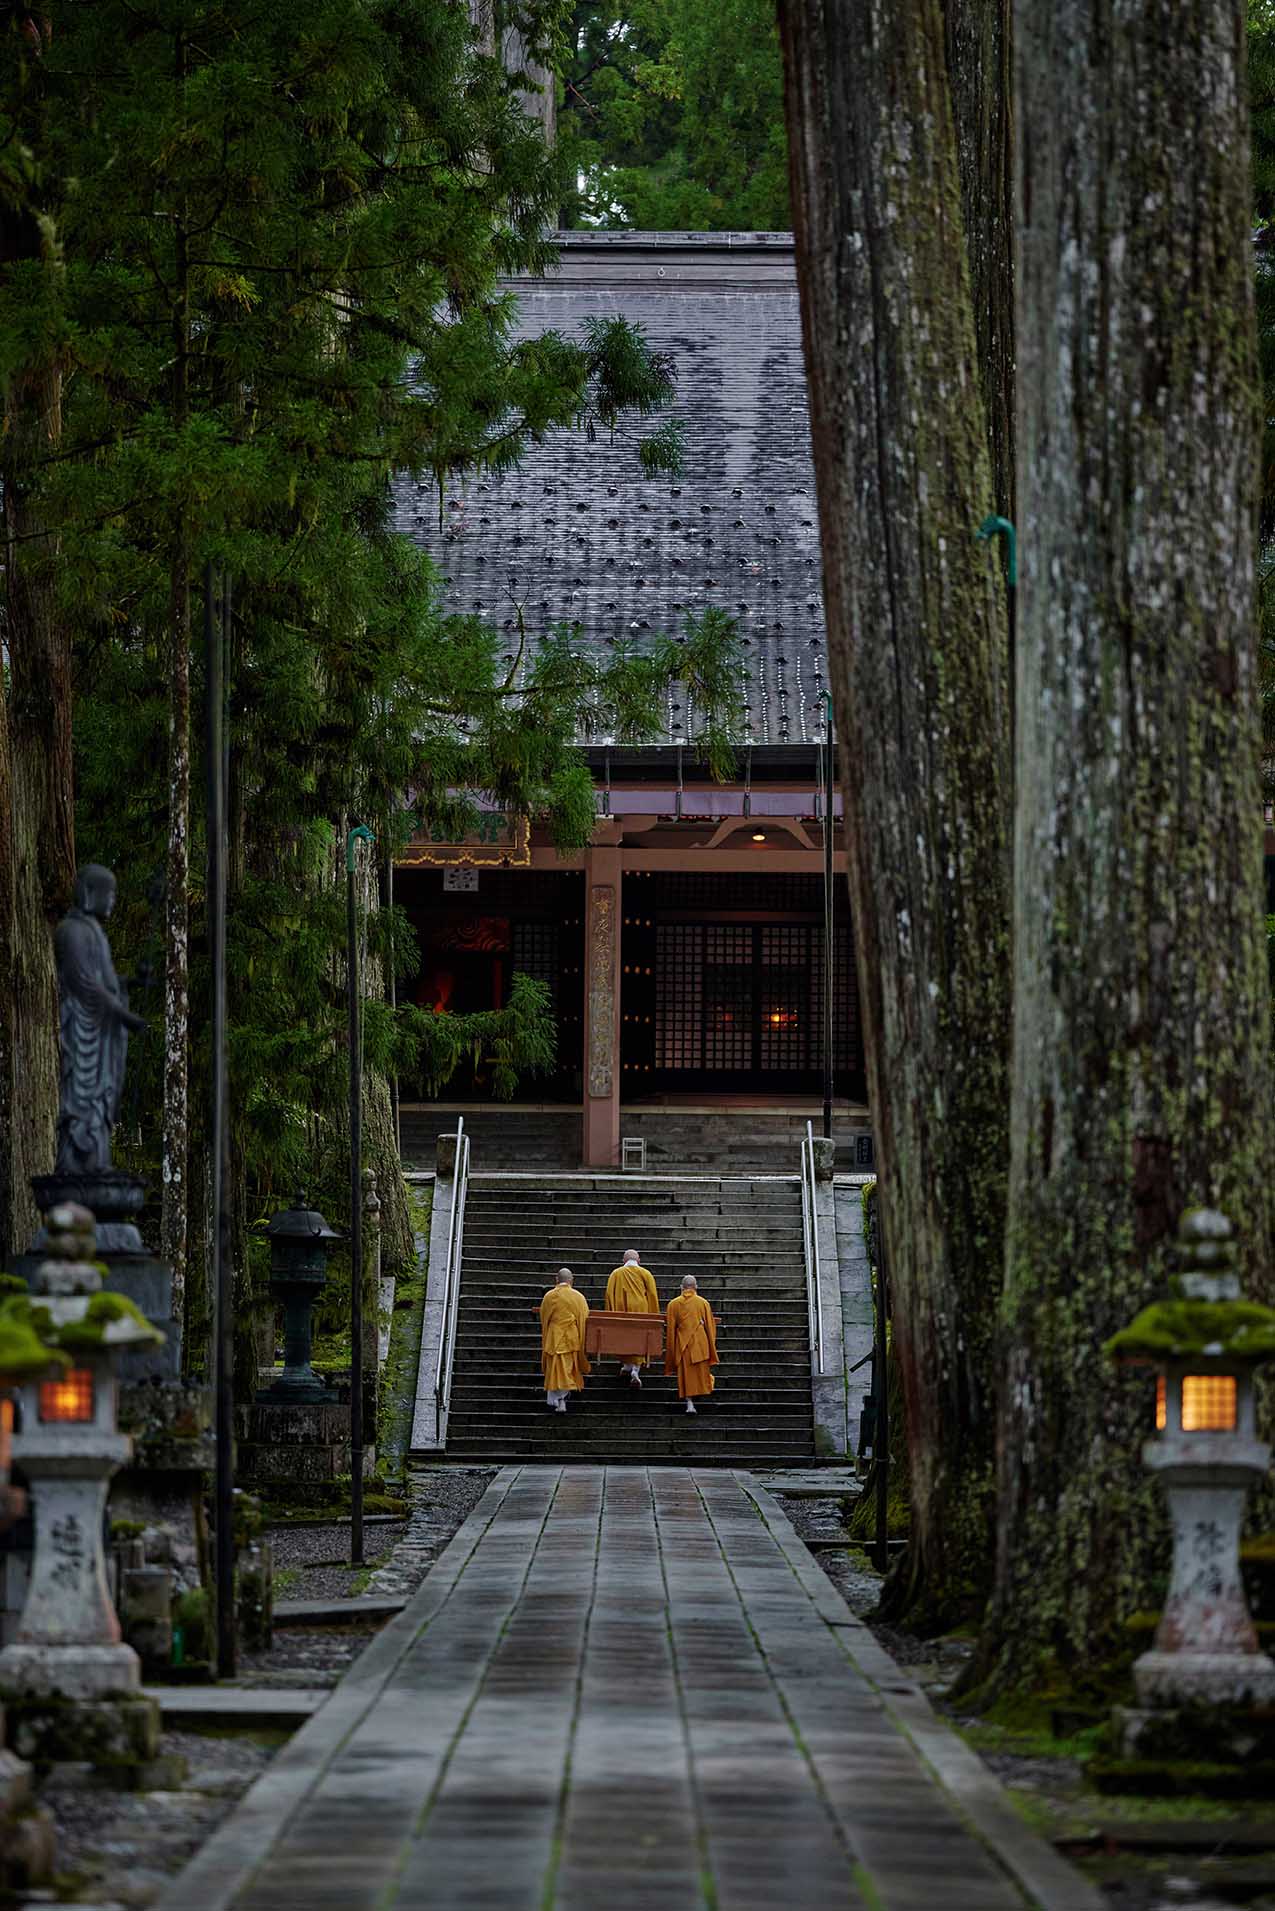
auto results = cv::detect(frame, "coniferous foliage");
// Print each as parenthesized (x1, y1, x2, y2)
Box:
(0, 0, 743, 1331)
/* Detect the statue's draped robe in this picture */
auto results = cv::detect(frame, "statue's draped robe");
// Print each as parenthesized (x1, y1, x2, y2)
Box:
(540, 1285, 590, 1394)
(665, 1291, 719, 1400)
(54, 909, 131, 1173)
(604, 1263, 660, 1368)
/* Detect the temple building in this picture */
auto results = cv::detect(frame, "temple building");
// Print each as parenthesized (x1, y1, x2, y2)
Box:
(393, 232, 870, 1171)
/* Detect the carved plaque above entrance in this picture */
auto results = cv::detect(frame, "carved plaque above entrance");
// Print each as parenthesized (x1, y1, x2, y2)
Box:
(399, 811, 530, 868)
(587, 885, 616, 1099)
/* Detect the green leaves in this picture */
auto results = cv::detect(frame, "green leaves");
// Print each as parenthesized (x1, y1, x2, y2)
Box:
(560, 0, 789, 231)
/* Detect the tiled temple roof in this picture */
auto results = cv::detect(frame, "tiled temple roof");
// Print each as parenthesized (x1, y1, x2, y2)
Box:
(393, 232, 829, 748)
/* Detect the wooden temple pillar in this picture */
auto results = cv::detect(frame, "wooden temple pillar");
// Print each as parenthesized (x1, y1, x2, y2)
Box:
(582, 840, 622, 1168)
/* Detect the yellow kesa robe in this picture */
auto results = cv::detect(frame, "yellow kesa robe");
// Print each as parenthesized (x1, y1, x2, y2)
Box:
(604, 1262, 661, 1368)
(665, 1291, 719, 1400)
(540, 1284, 591, 1393)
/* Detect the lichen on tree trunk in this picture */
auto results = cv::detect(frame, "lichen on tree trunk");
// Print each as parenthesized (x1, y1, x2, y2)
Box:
(3, 371, 72, 1256)
(944, 0, 1014, 518)
(975, 0, 1275, 1696)
(779, 0, 1013, 1629)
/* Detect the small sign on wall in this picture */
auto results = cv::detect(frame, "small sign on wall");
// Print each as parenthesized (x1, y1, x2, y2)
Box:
(443, 866, 480, 893)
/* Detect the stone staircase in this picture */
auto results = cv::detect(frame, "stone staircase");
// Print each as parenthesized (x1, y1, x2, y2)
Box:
(440, 1174, 817, 1462)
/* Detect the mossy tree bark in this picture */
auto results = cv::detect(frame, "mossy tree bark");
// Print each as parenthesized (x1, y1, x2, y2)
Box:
(944, 0, 1013, 518)
(778, 0, 1012, 1629)
(975, 0, 1275, 1695)
(1, 310, 71, 1261)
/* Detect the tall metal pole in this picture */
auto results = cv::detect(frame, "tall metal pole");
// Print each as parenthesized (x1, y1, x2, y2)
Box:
(822, 694, 835, 1141)
(346, 823, 375, 1568)
(207, 563, 235, 1680)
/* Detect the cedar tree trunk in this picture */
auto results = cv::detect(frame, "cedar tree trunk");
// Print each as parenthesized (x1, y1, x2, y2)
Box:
(944, 0, 1014, 518)
(779, 0, 1013, 1627)
(0, 18, 70, 1254)
(977, 0, 1274, 1693)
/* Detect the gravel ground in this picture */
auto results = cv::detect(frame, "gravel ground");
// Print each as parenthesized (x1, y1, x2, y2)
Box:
(31, 1728, 279, 1908)
(266, 1520, 409, 1605)
(17, 1465, 496, 1905)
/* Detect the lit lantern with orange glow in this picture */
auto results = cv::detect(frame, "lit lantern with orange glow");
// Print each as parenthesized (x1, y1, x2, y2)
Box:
(38, 1368, 95, 1424)
(1108, 1208, 1275, 1711)
(0, 1299, 69, 1534)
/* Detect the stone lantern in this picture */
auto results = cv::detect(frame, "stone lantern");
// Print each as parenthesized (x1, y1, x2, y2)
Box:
(0, 1298, 66, 1886)
(1107, 1208, 1275, 1713)
(0, 1203, 164, 1766)
(258, 1193, 341, 1404)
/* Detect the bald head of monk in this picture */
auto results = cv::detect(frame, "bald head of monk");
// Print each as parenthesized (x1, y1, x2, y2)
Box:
(556, 1267, 574, 1285)
(623, 1249, 640, 1265)
(682, 1275, 698, 1291)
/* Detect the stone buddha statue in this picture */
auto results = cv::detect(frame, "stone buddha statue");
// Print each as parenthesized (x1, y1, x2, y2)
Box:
(53, 865, 145, 1177)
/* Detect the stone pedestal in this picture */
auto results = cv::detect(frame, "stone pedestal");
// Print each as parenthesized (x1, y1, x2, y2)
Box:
(25, 1170, 145, 1261)
(119, 1565, 173, 1679)
(236, 1398, 375, 1505)
(1132, 1433, 1275, 1709)
(1, 1434, 140, 1700)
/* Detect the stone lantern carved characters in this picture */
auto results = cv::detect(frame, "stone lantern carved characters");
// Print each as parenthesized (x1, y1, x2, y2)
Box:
(54, 865, 145, 1177)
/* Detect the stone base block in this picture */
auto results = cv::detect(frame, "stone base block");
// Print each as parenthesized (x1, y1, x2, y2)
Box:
(1113, 1701, 1275, 1764)
(236, 1401, 353, 1446)
(237, 1441, 351, 1487)
(4, 1693, 159, 1774)
(1091, 1750, 1275, 1798)
(46, 1749, 187, 1792)
(0, 1642, 140, 1701)
(119, 1378, 214, 1473)
(0, 1745, 55, 1889)
(236, 1397, 376, 1494)
(1133, 1648, 1275, 1709)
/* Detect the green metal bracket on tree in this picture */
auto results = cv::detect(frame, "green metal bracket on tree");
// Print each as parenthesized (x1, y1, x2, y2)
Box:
(346, 823, 375, 870)
(975, 514, 1017, 586)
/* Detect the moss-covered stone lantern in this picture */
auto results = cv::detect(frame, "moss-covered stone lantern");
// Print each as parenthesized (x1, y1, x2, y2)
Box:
(0, 1202, 163, 1722)
(1107, 1207, 1275, 1710)
(258, 1193, 341, 1405)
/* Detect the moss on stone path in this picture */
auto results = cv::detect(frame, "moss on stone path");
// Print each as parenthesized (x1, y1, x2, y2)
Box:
(378, 1185, 432, 1484)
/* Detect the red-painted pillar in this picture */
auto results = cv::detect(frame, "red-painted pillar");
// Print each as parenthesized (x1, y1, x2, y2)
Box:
(582, 845, 621, 1168)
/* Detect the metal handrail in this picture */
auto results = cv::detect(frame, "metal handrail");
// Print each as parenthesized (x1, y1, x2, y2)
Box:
(800, 1119, 826, 1375)
(434, 1117, 471, 1439)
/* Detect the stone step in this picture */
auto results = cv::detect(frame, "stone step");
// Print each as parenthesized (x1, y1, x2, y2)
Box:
(461, 1221, 804, 1238)
(453, 1334, 812, 1353)
(457, 1295, 810, 1316)
(441, 1437, 818, 1452)
(464, 1221, 804, 1237)
(439, 1162, 814, 1463)
(455, 1384, 810, 1399)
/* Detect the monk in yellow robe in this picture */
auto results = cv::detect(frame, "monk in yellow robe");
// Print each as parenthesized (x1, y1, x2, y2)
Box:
(540, 1268, 590, 1413)
(604, 1248, 660, 1389)
(665, 1274, 719, 1414)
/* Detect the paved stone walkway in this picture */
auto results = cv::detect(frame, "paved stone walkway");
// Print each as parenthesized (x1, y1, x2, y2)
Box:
(166, 1468, 1101, 1911)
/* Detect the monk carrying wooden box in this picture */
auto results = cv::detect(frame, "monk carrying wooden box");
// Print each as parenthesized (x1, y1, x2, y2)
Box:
(597, 1250, 662, 1388)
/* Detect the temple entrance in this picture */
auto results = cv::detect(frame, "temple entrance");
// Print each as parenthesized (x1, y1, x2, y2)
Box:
(620, 872, 863, 1099)
(395, 866, 585, 1100)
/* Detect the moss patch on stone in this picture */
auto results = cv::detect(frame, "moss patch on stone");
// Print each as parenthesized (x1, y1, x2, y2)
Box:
(1106, 1297, 1275, 1361)
(17, 1289, 164, 1353)
(0, 1301, 68, 1380)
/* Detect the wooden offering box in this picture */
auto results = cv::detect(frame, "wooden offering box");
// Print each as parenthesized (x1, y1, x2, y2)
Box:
(584, 1311, 665, 1362)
